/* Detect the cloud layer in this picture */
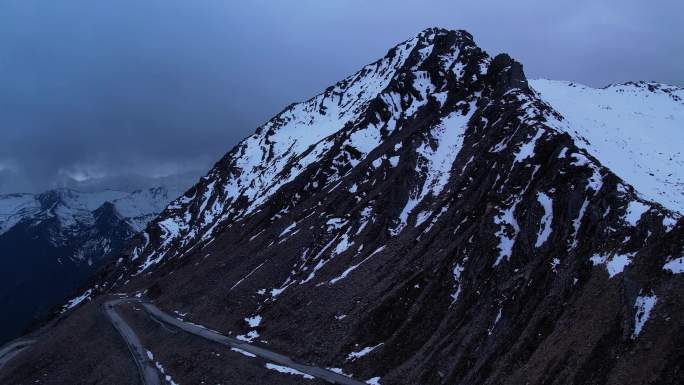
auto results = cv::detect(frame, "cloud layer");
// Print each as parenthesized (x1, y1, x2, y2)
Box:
(1, 0, 681, 193)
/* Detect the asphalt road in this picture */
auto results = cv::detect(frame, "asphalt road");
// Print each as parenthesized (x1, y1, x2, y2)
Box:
(140, 302, 367, 385)
(103, 299, 161, 385)
(2, 298, 367, 385)
(0, 339, 34, 372)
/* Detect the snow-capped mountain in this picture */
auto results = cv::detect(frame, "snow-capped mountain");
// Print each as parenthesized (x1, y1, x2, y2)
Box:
(0, 187, 184, 258)
(0, 185, 187, 345)
(3, 28, 683, 385)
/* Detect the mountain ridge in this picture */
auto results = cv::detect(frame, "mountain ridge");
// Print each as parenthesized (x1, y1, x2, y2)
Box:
(109, 28, 681, 280)
(2, 27, 683, 385)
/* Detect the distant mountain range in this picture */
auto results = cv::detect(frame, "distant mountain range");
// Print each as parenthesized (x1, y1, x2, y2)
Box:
(0, 184, 191, 344)
(2, 28, 683, 385)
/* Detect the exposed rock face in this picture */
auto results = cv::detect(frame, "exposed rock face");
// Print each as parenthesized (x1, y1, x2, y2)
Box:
(3, 28, 683, 385)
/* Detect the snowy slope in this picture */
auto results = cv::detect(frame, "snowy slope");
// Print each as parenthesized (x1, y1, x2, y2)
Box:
(128, 28, 492, 271)
(46, 189, 131, 231)
(530, 79, 684, 213)
(120, 29, 683, 281)
(0, 186, 186, 237)
(0, 193, 41, 235)
(111, 187, 185, 231)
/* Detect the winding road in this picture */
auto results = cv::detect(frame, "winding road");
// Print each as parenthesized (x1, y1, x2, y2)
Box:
(103, 299, 162, 385)
(1, 298, 366, 385)
(104, 298, 366, 385)
(140, 301, 366, 385)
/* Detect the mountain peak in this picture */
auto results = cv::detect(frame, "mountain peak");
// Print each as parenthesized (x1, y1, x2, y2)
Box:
(488, 53, 528, 96)
(19, 28, 683, 385)
(115, 28, 499, 273)
(106, 27, 681, 284)
(415, 26, 473, 42)
(417, 26, 451, 36)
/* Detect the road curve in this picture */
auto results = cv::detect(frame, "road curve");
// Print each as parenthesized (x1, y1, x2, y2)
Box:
(103, 299, 161, 385)
(141, 302, 367, 385)
(0, 339, 34, 372)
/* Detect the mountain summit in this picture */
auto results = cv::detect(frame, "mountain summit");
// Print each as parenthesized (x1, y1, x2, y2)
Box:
(3, 28, 683, 385)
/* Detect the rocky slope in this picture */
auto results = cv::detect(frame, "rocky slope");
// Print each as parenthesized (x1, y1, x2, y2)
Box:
(0, 186, 186, 345)
(3, 28, 684, 385)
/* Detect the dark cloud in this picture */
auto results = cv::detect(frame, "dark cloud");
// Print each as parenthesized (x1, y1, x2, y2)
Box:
(1, 0, 681, 193)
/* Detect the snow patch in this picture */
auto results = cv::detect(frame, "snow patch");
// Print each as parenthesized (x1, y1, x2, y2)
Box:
(279, 222, 297, 237)
(147, 350, 181, 385)
(329, 246, 385, 284)
(624, 201, 650, 226)
(662, 215, 678, 232)
(663, 257, 684, 274)
(513, 129, 543, 164)
(493, 200, 520, 266)
(231, 347, 257, 358)
(535, 192, 553, 247)
(451, 262, 465, 303)
(236, 330, 259, 342)
(347, 343, 384, 361)
(62, 289, 92, 312)
(591, 253, 633, 278)
(632, 293, 657, 338)
(264, 363, 314, 379)
(245, 315, 262, 328)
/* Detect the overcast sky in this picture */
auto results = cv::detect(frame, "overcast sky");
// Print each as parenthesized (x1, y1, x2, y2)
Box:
(1, 0, 681, 193)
